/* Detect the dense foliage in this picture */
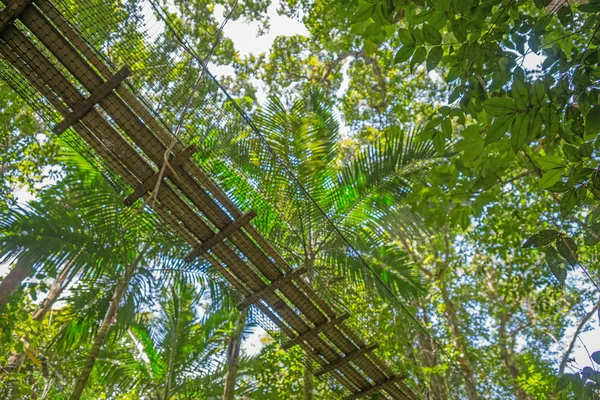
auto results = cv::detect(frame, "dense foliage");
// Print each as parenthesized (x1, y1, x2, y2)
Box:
(2, 0, 600, 399)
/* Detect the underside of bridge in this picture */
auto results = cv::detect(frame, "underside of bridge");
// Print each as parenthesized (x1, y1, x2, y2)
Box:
(0, 0, 422, 398)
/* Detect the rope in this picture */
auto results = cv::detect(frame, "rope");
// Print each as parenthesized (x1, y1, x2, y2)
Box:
(128, 1, 239, 220)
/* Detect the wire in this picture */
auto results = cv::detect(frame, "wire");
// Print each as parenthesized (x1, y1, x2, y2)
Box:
(149, 2, 482, 397)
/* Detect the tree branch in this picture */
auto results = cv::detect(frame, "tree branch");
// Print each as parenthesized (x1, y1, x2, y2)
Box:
(559, 298, 600, 375)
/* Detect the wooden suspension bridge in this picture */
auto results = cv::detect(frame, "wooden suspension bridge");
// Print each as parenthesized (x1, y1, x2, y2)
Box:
(0, 0, 420, 398)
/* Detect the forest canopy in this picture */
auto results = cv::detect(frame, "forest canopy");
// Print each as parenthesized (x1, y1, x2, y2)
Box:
(2, 0, 600, 399)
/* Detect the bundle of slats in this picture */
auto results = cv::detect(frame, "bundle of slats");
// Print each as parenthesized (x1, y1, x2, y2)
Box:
(0, 0, 420, 398)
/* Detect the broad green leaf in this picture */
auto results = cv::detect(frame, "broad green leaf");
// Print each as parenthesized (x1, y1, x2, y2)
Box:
(585, 105, 600, 135)
(451, 18, 468, 42)
(539, 168, 563, 189)
(423, 23, 442, 45)
(352, 4, 376, 23)
(485, 115, 515, 145)
(441, 117, 452, 138)
(433, 131, 445, 156)
(556, 236, 578, 266)
(426, 46, 443, 71)
(578, 142, 594, 158)
(555, 374, 571, 391)
(537, 155, 564, 170)
(546, 246, 567, 284)
(523, 229, 560, 248)
(579, 3, 600, 12)
(563, 144, 581, 162)
(511, 112, 530, 151)
(411, 46, 427, 70)
(398, 28, 415, 46)
(395, 46, 415, 64)
(530, 80, 546, 106)
(512, 79, 529, 110)
(560, 190, 578, 217)
(483, 97, 517, 116)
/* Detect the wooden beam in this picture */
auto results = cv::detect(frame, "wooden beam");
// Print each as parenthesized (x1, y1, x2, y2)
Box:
(283, 312, 350, 350)
(315, 343, 379, 377)
(0, 0, 32, 34)
(344, 375, 406, 400)
(123, 145, 197, 206)
(52, 67, 131, 134)
(184, 211, 257, 262)
(237, 266, 307, 310)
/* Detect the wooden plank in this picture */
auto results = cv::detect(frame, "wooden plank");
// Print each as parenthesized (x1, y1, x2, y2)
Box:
(1, 8, 413, 398)
(52, 67, 131, 134)
(315, 343, 379, 377)
(283, 312, 350, 350)
(344, 375, 406, 400)
(237, 266, 307, 310)
(0, 0, 31, 34)
(124, 145, 198, 206)
(184, 211, 257, 262)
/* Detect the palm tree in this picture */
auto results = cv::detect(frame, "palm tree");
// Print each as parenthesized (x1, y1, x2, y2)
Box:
(95, 278, 238, 399)
(196, 87, 440, 397)
(0, 152, 199, 399)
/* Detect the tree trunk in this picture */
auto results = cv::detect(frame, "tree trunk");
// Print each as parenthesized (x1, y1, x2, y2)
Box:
(303, 355, 314, 400)
(70, 251, 145, 400)
(439, 283, 479, 400)
(33, 257, 78, 321)
(417, 301, 448, 400)
(498, 315, 528, 400)
(0, 257, 34, 311)
(5, 257, 79, 373)
(223, 309, 248, 400)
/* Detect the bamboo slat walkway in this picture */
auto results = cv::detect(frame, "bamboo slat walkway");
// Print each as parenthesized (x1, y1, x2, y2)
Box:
(0, 0, 420, 398)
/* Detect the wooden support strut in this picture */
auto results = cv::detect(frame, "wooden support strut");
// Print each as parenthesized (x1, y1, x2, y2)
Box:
(183, 211, 257, 262)
(283, 312, 350, 350)
(237, 266, 307, 310)
(123, 145, 198, 206)
(315, 343, 380, 377)
(343, 374, 406, 400)
(52, 66, 132, 134)
(0, 0, 32, 34)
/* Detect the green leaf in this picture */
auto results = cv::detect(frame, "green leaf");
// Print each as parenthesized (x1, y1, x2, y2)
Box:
(585, 105, 600, 135)
(411, 46, 427, 70)
(433, 131, 445, 156)
(556, 236, 578, 266)
(555, 374, 571, 392)
(512, 79, 529, 110)
(539, 168, 563, 189)
(579, 3, 600, 13)
(530, 80, 546, 106)
(560, 190, 578, 217)
(451, 18, 468, 42)
(523, 229, 560, 248)
(395, 46, 415, 64)
(578, 142, 594, 158)
(398, 28, 415, 46)
(426, 46, 443, 71)
(483, 97, 518, 116)
(423, 23, 442, 45)
(352, 4, 376, 23)
(485, 115, 515, 145)
(537, 156, 564, 170)
(563, 144, 582, 162)
(511, 112, 530, 151)
(545, 246, 567, 284)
